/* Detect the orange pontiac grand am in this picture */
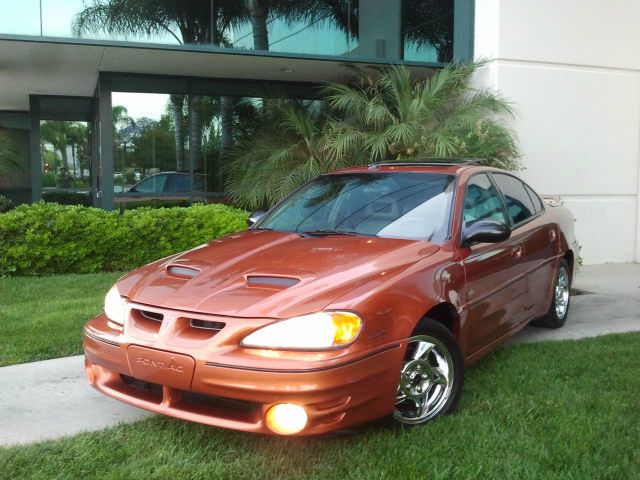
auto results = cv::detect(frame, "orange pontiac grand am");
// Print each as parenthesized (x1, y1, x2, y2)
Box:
(84, 160, 578, 435)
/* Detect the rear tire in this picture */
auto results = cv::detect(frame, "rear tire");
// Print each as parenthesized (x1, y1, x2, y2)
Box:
(532, 258, 571, 328)
(391, 320, 464, 428)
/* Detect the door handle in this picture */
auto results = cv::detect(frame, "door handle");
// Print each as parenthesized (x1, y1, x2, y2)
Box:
(511, 246, 523, 258)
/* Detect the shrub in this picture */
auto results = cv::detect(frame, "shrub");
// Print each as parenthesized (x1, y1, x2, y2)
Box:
(118, 199, 192, 210)
(42, 191, 92, 206)
(0, 202, 248, 276)
(42, 172, 57, 187)
(0, 195, 13, 213)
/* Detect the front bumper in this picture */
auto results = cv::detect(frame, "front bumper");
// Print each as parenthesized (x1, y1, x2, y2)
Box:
(83, 310, 405, 435)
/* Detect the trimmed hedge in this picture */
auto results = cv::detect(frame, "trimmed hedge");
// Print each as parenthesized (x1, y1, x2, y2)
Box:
(42, 191, 92, 206)
(0, 202, 248, 276)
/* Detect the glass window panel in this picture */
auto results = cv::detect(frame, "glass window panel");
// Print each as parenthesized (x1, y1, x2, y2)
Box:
(39, 120, 90, 205)
(463, 174, 507, 226)
(491, 173, 537, 225)
(402, 0, 454, 63)
(0, 1, 479, 64)
(524, 183, 544, 213)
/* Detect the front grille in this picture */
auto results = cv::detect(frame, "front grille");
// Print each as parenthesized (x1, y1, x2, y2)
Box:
(139, 310, 164, 322)
(190, 319, 225, 331)
(121, 374, 163, 398)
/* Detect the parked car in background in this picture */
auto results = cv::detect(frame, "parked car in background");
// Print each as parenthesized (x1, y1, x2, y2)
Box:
(84, 160, 578, 435)
(115, 172, 205, 203)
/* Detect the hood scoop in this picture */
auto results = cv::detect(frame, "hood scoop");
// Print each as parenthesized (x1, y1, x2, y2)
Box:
(166, 264, 200, 279)
(246, 275, 300, 288)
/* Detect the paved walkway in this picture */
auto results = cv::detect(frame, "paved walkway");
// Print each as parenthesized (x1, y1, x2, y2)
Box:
(1, 263, 639, 447)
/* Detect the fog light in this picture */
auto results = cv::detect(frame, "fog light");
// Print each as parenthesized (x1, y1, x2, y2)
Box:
(265, 403, 308, 435)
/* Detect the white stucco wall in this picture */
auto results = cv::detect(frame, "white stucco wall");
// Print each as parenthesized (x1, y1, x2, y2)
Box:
(474, 0, 640, 264)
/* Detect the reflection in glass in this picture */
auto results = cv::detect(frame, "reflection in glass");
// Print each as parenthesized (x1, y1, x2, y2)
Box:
(402, 0, 454, 63)
(40, 120, 90, 193)
(260, 172, 455, 242)
(1, 1, 458, 64)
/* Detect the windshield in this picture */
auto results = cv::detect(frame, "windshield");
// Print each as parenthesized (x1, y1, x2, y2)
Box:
(258, 172, 456, 243)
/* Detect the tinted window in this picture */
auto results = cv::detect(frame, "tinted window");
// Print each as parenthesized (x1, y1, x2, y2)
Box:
(134, 174, 167, 193)
(462, 174, 507, 226)
(260, 173, 456, 243)
(171, 174, 190, 193)
(524, 184, 544, 213)
(492, 174, 536, 225)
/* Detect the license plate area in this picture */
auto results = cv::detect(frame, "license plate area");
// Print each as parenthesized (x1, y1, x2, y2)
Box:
(127, 345, 195, 390)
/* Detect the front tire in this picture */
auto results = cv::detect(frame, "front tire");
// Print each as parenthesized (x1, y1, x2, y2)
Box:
(392, 321, 464, 427)
(532, 258, 571, 328)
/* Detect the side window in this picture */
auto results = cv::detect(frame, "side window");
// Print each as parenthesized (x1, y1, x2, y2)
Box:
(134, 174, 167, 193)
(492, 173, 536, 225)
(462, 174, 507, 226)
(524, 184, 544, 213)
(171, 174, 190, 193)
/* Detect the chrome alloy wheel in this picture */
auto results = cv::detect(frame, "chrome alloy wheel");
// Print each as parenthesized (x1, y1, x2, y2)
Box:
(555, 266, 570, 318)
(394, 335, 454, 424)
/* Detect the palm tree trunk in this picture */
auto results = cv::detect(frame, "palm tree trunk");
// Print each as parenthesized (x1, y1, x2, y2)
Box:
(245, 0, 269, 50)
(188, 95, 202, 174)
(220, 96, 234, 154)
(61, 145, 69, 171)
(171, 94, 185, 171)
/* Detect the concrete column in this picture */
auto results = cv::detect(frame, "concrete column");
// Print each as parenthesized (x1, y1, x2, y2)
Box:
(474, 0, 640, 264)
(453, 0, 475, 63)
(355, 0, 402, 60)
(97, 77, 114, 211)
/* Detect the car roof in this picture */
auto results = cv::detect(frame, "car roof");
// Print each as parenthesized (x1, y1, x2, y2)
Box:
(328, 159, 495, 176)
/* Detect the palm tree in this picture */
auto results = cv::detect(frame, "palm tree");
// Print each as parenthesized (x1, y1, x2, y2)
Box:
(322, 63, 519, 170)
(73, 0, 247, 174)
(225, 99, 333, 209)
(40, 121, 72, 171)
(170, 94, 186, 171)
(66, 123, 90, 180)
(226, 63, 519, 209)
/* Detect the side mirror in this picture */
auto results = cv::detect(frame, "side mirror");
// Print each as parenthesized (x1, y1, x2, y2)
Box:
(461, 220, 511, 247)
(248, 211, 267, 227)
(128, 186, 136, 192)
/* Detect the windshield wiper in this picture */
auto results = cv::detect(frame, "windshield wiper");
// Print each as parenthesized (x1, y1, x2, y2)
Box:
(299, 229, 360, 237)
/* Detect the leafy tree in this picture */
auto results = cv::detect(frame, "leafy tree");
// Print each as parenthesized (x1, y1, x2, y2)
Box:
(127, 116, 176, 173)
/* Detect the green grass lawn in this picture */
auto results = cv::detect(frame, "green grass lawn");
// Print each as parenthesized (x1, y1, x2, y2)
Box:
(0, 273, 121, 366)
(1, 332, 638, 480)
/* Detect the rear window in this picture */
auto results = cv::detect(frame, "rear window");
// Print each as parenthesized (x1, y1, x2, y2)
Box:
(524, 184, 544, 213)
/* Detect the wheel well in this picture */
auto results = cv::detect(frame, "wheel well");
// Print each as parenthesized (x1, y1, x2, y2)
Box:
(418, 303, 460, 340)
(563, 249, 575, 281)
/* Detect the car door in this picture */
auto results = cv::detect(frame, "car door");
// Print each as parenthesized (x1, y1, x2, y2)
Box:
(459, 173, 529, 354)
(491, 173, 557, 323)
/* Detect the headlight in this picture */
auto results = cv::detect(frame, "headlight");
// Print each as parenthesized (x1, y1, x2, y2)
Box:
(241, 311, 362, 350)
(104, 285, 126, 325)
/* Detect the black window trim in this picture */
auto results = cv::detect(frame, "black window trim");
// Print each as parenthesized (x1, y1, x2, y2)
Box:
(488, 172, 544, 230)
(458, 171, 510, 246)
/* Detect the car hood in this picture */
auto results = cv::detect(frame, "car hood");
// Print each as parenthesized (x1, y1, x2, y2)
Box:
(118, 229, 439, 318)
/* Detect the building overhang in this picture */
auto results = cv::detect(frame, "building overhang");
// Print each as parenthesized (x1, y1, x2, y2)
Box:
(0, 34, 439, 111)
